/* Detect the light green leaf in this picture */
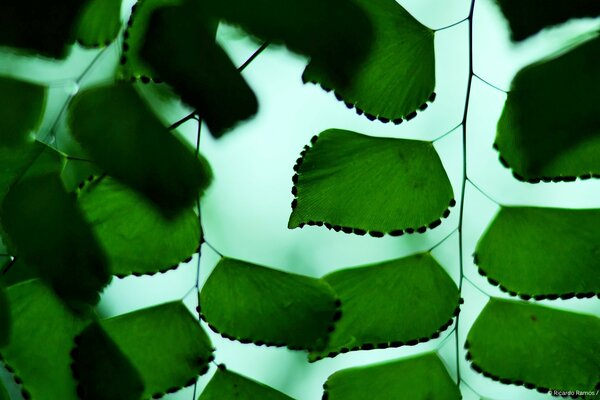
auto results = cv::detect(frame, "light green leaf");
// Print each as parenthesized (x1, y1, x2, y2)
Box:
(323, 352, 461, 400)
(466, 298, 600, 394)
(495, 0, 600, 41)
(0, 77, 46, 146)
(0, 280, 89, 400)
(475, 207, 600, 299)
(69, 82, 213, 215)
(303, 0, 435, 123)
(76, 0, 122, 47)
(0, 281, 8, 347)
(199, 368, 293, 400)
(76, 302, 214, 399)
(311, 253, 459, 361)
(495, 36, 600, 182)
(78, 176, 200, 277)
(199, 257, 339, 351)
(289, 129, 454, 236)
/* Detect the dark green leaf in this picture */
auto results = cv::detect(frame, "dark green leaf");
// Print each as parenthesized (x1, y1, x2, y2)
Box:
(303, 0, 435, 123)
(2, 258, 37, 287)
(495, 0, 600, 41)
(199, 257, 339, 351)
(495, 36, 600, 182)
(289, 129, 454, 236)
(0, 0, 90, 58)
(475, 207, 600, 299)
(0, 380, 7, 400)
(77, 302, 213, 399)
(199, 368, 293, 400)
(78, 176, 201, 277)
(76, 0, 122, 47)
(0, 280, 89, 400)
(0, 77, 46, 146)
(69, 82, 213, 215)
(311, 253, 459, 361)
(466, 298, 600, 394)
(0, 281, 8, 347)
(323, 352, 461, 400)
(141, 4, 257, 137)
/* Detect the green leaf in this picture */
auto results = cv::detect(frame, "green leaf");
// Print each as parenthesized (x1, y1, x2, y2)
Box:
(69, 82, 213, 215)
(141, 4, 257, 137)
(2, 258, 37, 287)
(495, 36, 600, 182)
(475, 207, 600, 299)
(199, 368, 293, 400)
(302, 0, 435, 123)
(0, 281, 8, 347)
(311, 253, 459, 361)
(289, 129, 455, 236)
(0, 0, 90, 58)
(0, 280, 89, 400)
(0, 380, 7, 400)
(199, 257, 339, 351)
(78, 176, 200, 277)
(75, 302, 213, 399)
(466, 298, 600, 394)
(0, 77, 46, 146)
(323, 352, 461, 400)
(495, 0, 600, 41)
(76, 0, 122, 48)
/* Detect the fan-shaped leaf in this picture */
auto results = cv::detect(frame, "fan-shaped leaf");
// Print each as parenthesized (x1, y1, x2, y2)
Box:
(0, 280, 89, 400)
(475, 207, 600, 299)
(199, 368, 293, 400)
(199, 257, 339, 351)
(303, 0, 435, 123)
(141, 4, 257, 137)
(78, 176, 200, 277)
(495, 36, 600, 182)
(0, 281, 8, 347)
(289, 129, 454, 236)
(323, 352, 461, 400)
(466, 298, 600, 394)
(495, 0, 600, 41)
(69, 82, 213, 215)
(76, 0, 122, 47)
(0, 77, 46, 146)
(74, 302, 213, 399)
(310, 253, 459, 361)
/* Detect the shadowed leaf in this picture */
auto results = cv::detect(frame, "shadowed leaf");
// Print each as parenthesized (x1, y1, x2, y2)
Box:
(199, 368, 293, 400)
(322, 352, 460, 400)
(0, 77, 46, 146)
(0, 281, 8, 347)
(310, 253, 459, 361)
(0, 380, 7, 400)
(466, 299, 600, 394)
(76, 0, 122, 47)
(289, 129, 454, 236)
(200, 257, 339, 351)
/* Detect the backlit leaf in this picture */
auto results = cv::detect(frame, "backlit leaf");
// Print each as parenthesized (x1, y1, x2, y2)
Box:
(0, 77, 46, 145)
(289, 129, 454, 236)
(199, 368, 293, 400)
(76, 0, 122, 47)
(199, 257, 339, 351)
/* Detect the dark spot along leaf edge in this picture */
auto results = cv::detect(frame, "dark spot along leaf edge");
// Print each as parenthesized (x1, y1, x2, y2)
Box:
(0, 354, 32, 400)
(463, 340, 600, 399)
(310, 300, 462, 363)
(69, 332, 215, 400)
(493, 143, 600, 184)
(290, 134, 455, 237)
(75, 38, 116, 49)
(473, 254, 600, 301)
(75, 175, 201, 279)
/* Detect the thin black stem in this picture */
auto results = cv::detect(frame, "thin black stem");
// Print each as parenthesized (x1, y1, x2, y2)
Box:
(203, 240, 224, 258)
(192, 119, 203, 400)
(432, 122, 463, 143)
(168, 112, 197, 130)
(66, 155, 94, 163)
(464, 275, 491, 297)
(466, 178, 500, 205)
(0, 257, 15, 275)
(429, 227, 458, 252)
(473, 72, 509, 94)
(433, 16, 469, 32)
(436, 326, 457, 350)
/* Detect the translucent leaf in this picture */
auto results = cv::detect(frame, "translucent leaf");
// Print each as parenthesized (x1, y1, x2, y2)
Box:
(495, 36, 600, 182)
(310, 253, 459, 361)
(76, 0, 122, 48)
(0, 280, 89, 400)
(323, 352, 461, 400)
(495, 0, 600, 41)
(289, 129, 455, 236)
(302, 0, 435, 123)
(78, 176, 201, 277)
(74, 302, 214, 399)
(199, 257, 340, 351)
(69, 82, 213, 215)
(0, 281, 8, 347)
(466, 299, 600, 394)
(475, 207, 600, 300)
(199, 368, 293, 400)
(141, 4, 257, 137)
(0, 77, 46, 146)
